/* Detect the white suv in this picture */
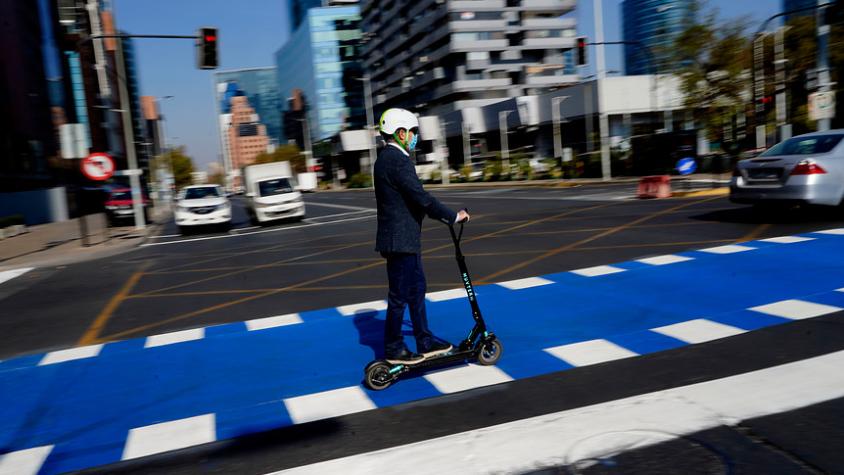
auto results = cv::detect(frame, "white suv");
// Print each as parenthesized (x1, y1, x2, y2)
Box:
(175, 185, 232, 232)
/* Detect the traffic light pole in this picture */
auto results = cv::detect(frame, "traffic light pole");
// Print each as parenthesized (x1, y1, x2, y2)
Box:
(752, 3, 831, 147)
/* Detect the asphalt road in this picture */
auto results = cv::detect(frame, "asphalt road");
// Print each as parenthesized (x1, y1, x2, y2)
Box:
(2, 184, 844, 358)
(3, 184, 844, 474)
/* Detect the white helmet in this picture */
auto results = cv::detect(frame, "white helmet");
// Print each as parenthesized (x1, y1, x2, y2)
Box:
(379, 108, 419, 135)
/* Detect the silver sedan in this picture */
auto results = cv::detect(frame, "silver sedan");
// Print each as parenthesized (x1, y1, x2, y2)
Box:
(730, 131, 844, 207)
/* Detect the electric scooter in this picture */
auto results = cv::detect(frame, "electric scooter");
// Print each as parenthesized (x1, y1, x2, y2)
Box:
(363, 214, 503, 390)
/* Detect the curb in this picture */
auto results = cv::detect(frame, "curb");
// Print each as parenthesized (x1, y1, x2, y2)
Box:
(671, 187, 729, 198)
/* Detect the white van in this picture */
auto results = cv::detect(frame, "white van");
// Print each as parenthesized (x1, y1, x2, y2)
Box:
(243, 162, 306, 224)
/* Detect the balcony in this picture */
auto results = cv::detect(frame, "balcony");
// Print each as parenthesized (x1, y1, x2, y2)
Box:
(519, 0, 576, 12)
(521, 17, 577, 29)
(448, 0, 505, 11)
(520, 37, 576, 48)
(449, 20, 509, 32)
(525, 74, 579, 86)
(451, 39, 509, 52)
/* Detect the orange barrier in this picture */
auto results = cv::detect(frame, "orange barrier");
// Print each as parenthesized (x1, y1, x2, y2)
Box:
(637, 175, 672, 199)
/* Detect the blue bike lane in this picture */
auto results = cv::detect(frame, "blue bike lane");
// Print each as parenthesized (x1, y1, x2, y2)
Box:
(2, 229, 844, 474)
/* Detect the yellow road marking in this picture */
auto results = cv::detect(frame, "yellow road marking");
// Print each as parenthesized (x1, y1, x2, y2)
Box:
(737, 223, 772, 242)
(480, 196, 723, 282)
(77, 264, 149, 346)
(100, 202, 618, 340)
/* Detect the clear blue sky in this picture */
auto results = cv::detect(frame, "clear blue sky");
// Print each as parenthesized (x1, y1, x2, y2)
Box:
(117, 0, 779, 172)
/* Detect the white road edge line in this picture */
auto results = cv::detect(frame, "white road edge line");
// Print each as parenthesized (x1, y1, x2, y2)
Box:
(0, 267, 35, 286)
(269, 350, 844, 475)
(140, 214, 375, 247)
(305, 201, 376, 212)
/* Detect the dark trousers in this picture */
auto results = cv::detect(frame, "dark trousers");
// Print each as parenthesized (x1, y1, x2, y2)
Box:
(383, 252, 432, 356)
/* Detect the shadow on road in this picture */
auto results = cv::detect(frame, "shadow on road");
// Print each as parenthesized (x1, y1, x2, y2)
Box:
(691, 205, 844, 225)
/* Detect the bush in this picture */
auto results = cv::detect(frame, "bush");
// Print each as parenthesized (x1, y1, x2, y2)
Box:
(483, 160, 503, 182)
(459, 165, 473, 182)
(347, 173, 372, 189)
(429, 168, 442, 183)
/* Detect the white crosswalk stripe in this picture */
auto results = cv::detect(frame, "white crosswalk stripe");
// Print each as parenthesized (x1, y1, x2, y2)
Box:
(637, 254, 694, 266)
(0, 445, 53, 475)
(246, 313, 304, 331)
(284, 386, 376, 424)
(544, 339, 638, 367)
(336, 300, 388, 316)
(698, 244, 755, 254)
(496, 277, 554, 290)
(748, 299, 843, 320)
(570, 265, 626, 277)
(651, 319, 746, 344)
(123, 414, 216, 460)
(144, 328, 205, 348)
(39, 344, 103, 366)
(423, 364, 513, 394)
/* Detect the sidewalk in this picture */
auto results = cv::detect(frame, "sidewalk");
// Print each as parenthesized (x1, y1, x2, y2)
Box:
(0, 206, 169, 271)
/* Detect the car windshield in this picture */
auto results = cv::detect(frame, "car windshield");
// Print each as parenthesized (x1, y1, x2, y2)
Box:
(109, 191, 131, 200)
(184, 187, 220, 200)
(760, 134, 844, 157)
(258, 178, 293, 197)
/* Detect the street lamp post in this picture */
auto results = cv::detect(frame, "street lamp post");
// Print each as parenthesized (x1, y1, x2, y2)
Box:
(354, 76, 377, 188)
(499, 110, 513, 179)
(114, 37, 145, 230)
(157, 95, 175, 198)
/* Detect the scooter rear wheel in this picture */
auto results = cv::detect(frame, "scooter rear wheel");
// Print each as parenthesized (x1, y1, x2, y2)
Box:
(477, 338, 504, 366)
(364, 361, 395, 390)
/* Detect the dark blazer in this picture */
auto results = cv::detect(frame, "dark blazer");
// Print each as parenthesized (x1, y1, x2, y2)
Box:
(375, 144, 457, 254)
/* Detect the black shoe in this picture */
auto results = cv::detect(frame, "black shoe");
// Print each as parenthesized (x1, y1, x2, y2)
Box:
(420, 340, 453, 359)
(385, 348, 424, 365)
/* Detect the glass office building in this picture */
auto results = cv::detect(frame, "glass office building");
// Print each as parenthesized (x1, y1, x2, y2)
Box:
(622, 0, 695, 75)
(275, 5, 364, 141)
(215, 67, 282, 146)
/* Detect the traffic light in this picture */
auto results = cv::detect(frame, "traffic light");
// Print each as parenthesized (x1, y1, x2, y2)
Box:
(576, 36, 588, 66)
(197, 27, 218, 69)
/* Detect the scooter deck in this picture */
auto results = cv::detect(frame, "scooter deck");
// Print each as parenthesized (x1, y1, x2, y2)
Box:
(389, 347, 479, 372)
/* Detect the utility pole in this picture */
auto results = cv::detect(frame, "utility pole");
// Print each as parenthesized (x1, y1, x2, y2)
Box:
(816, 0, 833, 131)
(753, 32, 767, 148)
(462, 122, 471, 168)
(114, 37, 146, 230)
(594, 0, 611, 181)
(358, 76, 377, 187)
(499, 110, 512, 179)
(439, 119, 450, 185)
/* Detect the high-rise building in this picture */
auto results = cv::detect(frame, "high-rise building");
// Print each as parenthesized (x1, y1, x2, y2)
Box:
(0, 0, 58, 191)
(275, 5, 364, 141)
(227, 96, 270, 174)
(289, 0, 360, 33)
(359, 0, 579, 117)
(214, 67, 282, 145)
(622, 0, 695, 75)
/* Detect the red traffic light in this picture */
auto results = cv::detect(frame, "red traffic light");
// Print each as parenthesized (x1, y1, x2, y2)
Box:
(204, 35, 216, 42)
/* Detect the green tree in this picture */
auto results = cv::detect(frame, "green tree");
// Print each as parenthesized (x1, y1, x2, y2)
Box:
(673, 0, 752, 149)
(163, 147, 195, 190)
(254, 144, 306, 173)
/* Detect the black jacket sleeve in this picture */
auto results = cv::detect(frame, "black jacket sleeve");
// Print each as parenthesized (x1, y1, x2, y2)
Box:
(392, 155, 457, 225)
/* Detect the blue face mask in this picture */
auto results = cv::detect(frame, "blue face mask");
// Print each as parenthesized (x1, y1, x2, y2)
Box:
(408, 134, 418, 151)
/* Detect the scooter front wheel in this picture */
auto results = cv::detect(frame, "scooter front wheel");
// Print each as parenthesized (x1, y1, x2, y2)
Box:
(477, 338, 504, 366)
(364, 361, 395, 390)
